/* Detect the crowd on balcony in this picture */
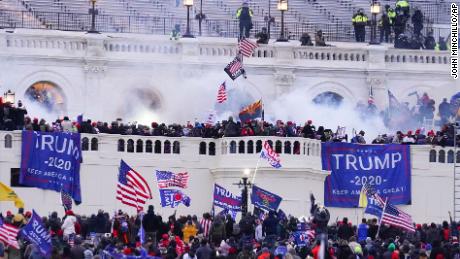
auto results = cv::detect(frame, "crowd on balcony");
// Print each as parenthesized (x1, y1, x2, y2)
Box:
(0, 94, 458, 147)
(3, 205, 460, 259)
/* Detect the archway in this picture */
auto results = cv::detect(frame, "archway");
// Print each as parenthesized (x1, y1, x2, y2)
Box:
(25, 81, 66, 113)
(118, 88, 163, 125)
(312, 91, 344, 107)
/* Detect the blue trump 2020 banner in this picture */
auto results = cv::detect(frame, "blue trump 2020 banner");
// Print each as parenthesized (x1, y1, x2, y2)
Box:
(21, 210, 52, 257)
(251, 185, 282, 211)
(20, 131, 82, 203)
(322, 143, 411, 207)
(213, 184, 242, 211)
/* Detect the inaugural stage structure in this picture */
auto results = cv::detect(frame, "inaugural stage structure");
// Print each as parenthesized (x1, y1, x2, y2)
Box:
(0, 130, 456, 223)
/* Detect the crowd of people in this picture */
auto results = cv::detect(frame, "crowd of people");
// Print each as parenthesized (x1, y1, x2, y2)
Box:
(3, 204, 460, 259)
(236, 0, 450, 50)
(0, 94, 458, 147)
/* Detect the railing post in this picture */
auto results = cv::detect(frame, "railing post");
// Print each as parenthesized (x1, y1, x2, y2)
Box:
(58, 12, 60, 30)
(163, 17, 166, 35)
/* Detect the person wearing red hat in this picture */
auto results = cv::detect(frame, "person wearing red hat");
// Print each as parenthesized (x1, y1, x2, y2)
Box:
(302, 120, 316, 139)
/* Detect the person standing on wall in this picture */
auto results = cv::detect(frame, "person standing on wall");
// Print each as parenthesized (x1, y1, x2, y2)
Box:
(236, 0, 254, 40)
(379, 8, 392, 43)
(352, 9, 368, 42)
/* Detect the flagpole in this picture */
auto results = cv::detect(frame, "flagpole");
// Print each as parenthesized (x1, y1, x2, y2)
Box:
(376, 197, 388, 239)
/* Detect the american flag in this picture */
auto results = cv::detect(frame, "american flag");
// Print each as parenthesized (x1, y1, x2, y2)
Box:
(228, 57, 243, 74)
(61, 189, 73, 211)
(156, 170, 189, 189)
(381, 202, 415, 232)
(239, 38, 258, 57)
(216, 81, 228, 103)
(224, 56, 244, 80)
(0, 218, 19, 249)
(260, 141, 282, 168)
(116, 160, 153, 212)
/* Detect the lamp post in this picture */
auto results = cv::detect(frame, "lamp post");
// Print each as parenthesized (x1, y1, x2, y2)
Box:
(3, 90, 15, 104)
(88, 0, 99, 33)
(234, 169, 252, 217)
(277, 0, 288, 42)
(183, 0, 195, 38)
(369, 0, 381, 44)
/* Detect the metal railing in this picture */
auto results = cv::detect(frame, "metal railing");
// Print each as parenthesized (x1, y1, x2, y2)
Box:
(0, 8, 449, 42)
(0, 10, 357, 41)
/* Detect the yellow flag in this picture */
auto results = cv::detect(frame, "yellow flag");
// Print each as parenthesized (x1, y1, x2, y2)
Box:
(0, 182, 24, 208)
(358, 185, 368, 208)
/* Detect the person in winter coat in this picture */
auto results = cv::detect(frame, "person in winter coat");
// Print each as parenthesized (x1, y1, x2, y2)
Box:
(61, 210, 77, 240)
(357, 218, 369, 243)
(236, 1, 254, 39)
(210, 216, 226, 247)
(143, 205, 160, 244)
(338, 218, 354, 240)
(196, 239, 214, 259)
(182, 220, 198, 244)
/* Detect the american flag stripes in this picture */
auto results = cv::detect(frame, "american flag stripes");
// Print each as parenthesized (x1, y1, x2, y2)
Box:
(156, 171, 189, 189)
(260, 141, 282, 168)
(239, 38, 258, 57)
(216, 81, 228, 103)
(116, 160, 153, 212)
(0, 219, 19, 249)
(224, 56, 244, 80)
(228, 57, 243, 74)
(381, 202, 415, 232)
(61, 189, 73, 211)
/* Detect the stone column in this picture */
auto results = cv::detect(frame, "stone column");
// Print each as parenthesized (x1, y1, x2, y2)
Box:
(366, 45, 388, 109)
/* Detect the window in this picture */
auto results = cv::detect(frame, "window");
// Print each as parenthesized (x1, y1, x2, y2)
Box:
(284, 141, 291, 154)
(91, 138, 98, 151)
(448, 150, 454, 163)
(173, 141, 180, 154)
(4, 134, 12, 149)
(256, 140, 262, 153)
(247, 140, 254, 154)
(154, 140, 161, 154)
(209, 142, 216, 156)
(127, 139, 134, 153)
(294, 141, 300, 155)
(429, 150, 436, 162)
(10, 168, 31, 187)
(199, 142, 207, 155)
(146, 140, 153, 153)
(136, 140, 143, 153)
(81, 137, 89, 151)
(238, 140, 245, 154)
(164, 140, 171, 154)
(229, 141, 236, 154)
(118, 139, 125, 152)
(275, 141, 282, 154)
(438, 150, 445, 163)
(457, 151, 460, 163)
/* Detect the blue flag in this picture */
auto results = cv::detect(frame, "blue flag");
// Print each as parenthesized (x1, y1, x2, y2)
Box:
(251, 185, 282, 211)
(213, 184, 242, 211)
(159, 189, 191, 208)
(365, 195, 385, 218)
(20, 131, 82, 203)
(322, 142, 411, 208)
(20, 210, 52, 257)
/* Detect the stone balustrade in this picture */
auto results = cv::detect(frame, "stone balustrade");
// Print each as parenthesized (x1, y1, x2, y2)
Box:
(0, 30, 450, 72)
(2, 130, 458, 165)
